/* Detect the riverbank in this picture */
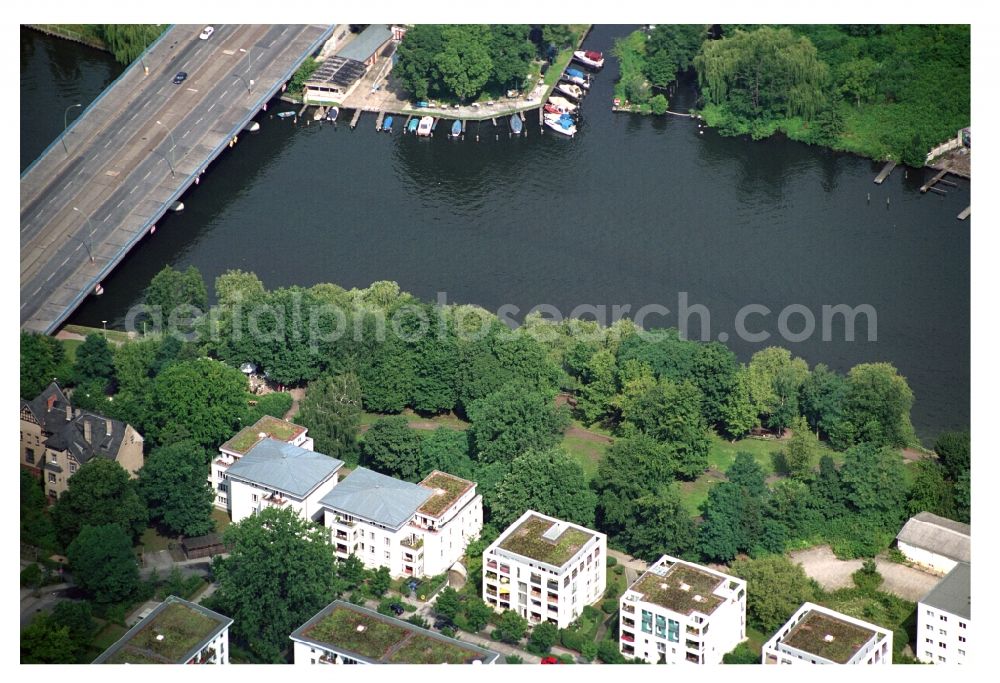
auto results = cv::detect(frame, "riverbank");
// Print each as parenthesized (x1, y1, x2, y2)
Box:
(26, 24, 106, 51)
(610, 25, 970, 167)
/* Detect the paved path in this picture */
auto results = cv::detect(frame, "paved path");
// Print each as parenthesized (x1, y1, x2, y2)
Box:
(790, 545, 941, 601)
(21, 24, 333, 333)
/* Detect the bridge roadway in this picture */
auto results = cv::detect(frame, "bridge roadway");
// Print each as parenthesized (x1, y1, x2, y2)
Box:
(20, 24, 333, 333)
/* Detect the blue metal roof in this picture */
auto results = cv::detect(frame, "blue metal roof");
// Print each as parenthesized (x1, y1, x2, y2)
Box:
(319, 467, 432, 529)
(226, 439, 343, 498)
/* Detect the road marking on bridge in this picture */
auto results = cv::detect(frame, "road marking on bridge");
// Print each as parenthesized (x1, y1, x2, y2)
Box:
(196, 117, 203, 125)
(104, 139, 113, 149)
(75, 243, 82, 252)
(130, 185, 138, 195)
(104, 214, 112, 222)
(60, 256, 70, 267)
(221, 90, 229, 99)
(182, 130, 191, 139)
(32, 287, 41, 296)
(90, 228, 98, 236)
(143, 170, 152, 180)
(208, 103, 216, 112)
(187, 88, 199, 93)
(116, 199, 125, 208)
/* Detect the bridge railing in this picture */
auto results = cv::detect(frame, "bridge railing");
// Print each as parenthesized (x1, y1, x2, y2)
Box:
(44, 25, 336, 335)
(21, 25, 177, 179)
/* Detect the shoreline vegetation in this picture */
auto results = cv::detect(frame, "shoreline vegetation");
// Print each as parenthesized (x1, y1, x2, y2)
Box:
(26, 24, 166, 66)
(611, 25, 969, 166)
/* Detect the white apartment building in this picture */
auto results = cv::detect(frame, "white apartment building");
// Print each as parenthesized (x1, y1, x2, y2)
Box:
(210, 415, 314, 512)
(619, 554, 746, 664)
(289, 600, 499, 664)
(225, 438, 343, 523)
(320, 468, 482, 578)
(93, 595, 232, 664)
(762, 602, 892, 665)
(483, 510, 606, 629)
(917, 562, 970, 664)
(896, 512, 971, 575)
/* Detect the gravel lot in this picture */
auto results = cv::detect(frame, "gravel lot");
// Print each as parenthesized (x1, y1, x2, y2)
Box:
(790, 545, 942, 601)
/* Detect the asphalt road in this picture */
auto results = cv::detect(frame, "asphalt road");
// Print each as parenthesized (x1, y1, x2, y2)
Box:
(20, 24, 332, 333)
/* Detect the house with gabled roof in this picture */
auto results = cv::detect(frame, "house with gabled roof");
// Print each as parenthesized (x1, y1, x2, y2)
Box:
(320, 467, 482, 578)
(20, 382, 143, 499)
(896, 511, 971, 575)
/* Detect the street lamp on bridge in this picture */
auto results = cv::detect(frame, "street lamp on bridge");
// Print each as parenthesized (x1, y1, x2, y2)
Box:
(62, 103, 82, 154)
(71, 207, 97, 264)
(156, 120, 177, 176)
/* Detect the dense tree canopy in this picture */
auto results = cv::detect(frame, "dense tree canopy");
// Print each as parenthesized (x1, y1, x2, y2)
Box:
(695, 27, 829, 125)
(396, 25, 537, 102)
(146, 358, 248, 449)
(467, 384, 568, 465)
(66, 524, 140, 603)
(362, 416, 423, 481)
(21, 332, 69, 399)
(138, 440, 216, 536)
(297, 373, 362, 464)
(53, 459, 147, 546)
(490, 449, 596, 529)
(730, 555, 816, 632)
(211, 508, 343, 661)
(73, 333, 116, 389)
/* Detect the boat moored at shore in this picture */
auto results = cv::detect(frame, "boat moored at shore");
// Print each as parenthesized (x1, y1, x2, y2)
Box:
(573, 50, 604, 69)
(556, 83, 584, 100)
(417, 115, 434, 137)
(510, 114, 523, 135)
(544, 112, 577, 137)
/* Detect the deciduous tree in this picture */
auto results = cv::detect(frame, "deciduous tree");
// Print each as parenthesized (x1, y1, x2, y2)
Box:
(53, 459, 147, 546)
(138, 440, 216, 537)
(66, 524, 140, 603)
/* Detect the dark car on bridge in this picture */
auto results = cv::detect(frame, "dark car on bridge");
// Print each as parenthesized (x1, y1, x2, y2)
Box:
(172, 71, 188, 85)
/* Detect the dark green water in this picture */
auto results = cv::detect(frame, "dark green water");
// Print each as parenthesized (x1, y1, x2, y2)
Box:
(21, 26, 970, 443)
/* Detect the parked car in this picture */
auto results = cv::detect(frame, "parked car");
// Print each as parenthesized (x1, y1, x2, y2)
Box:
(199, 26, 215, 40)
(433, 618, 450, 630)
(540, 656, 560, 664)
(390, 603, 405, 616)
(172, 71, 188, 85)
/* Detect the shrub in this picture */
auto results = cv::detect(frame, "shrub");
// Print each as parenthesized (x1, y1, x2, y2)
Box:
(581, 641, 598, 661)
(20, 564, 43, 588)
(650, 94, 669, 115)
(601, 597, 618, 614)
(723, 642, 760, 664)
(506, 654, 523, 664)
(556, 653, 576, 664)
(606, 556, 618, 568)
(852, 559, 884, 593)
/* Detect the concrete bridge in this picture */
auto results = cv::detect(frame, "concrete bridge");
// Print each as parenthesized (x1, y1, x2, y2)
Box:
(20, 24, 333, 333)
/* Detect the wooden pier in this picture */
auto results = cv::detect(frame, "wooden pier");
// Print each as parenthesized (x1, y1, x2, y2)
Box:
(920, 169, 949, 193)
(874, 161, 896, 185)
(350, 108, 362, 129)
(957, 206, 971, 221)
(375, 111, 385, 131)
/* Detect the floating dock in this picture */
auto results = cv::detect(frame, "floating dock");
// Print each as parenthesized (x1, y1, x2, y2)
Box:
(957, 206, 971, 220)
(874, 161, 897, 184)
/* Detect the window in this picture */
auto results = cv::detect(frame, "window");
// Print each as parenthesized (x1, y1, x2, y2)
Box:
(938, 656, 946, 663)
(926, 624, 934, 631)
(384, 551, 390, 560)
(926, 610, 935, 617)
(939, 629, 947, 635)
(941, 615, 948, 622)
(959, 636, 966, 643)
(960, 622, 967, 629)
(925, 638, 933, 644)
(384, 538, 390, 546)
(47, 473, 56, 483)
(24, 448, 34, 465)
(940, 643, 946, 649)
(69, 463, 77, 473)
(959, 649, 966, 656)
(924, 651, 933, 659)
(252, 494, 258, 502)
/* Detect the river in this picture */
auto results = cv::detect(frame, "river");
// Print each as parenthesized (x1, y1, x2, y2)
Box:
(20, 25, 970, 444)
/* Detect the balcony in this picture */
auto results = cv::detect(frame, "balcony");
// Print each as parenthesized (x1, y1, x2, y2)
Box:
(621, 632, 635, 643)
(686, 639, 701, 651)
(214, 454, 236, 469)
(530, 588, 542, 598)
(319, 653, 338, 664)
(622, 604, 635, 615)
(547, 580, 559, 591)
(262, 493, 288, 507)
(335, 530, 349, 540)
(190, 647, 216, 664)
(486, 559, 498, 570)
(622, 618, 635, 628)
(334, 516, 356, 528)
(401, 536, 424, 550)
(486, 571, 498, 581)
(547, 593, 559, 604)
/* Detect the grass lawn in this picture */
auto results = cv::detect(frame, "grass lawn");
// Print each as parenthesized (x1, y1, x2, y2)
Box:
(212, 508, 231, 535)
(62, 324, 132, 345)
(140, 526, 175, 553)
(708, 433, 845, 475)
(360, 410, 470, 430)
(59, 338, 83, 363)
(561, 432, 610, 482)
